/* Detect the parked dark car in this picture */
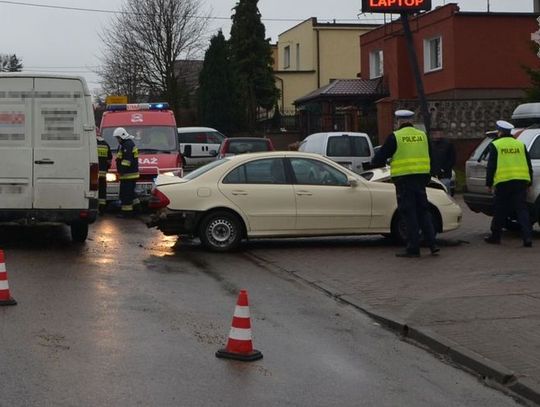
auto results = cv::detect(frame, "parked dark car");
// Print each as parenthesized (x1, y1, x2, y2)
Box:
(218, 137, 275, 159)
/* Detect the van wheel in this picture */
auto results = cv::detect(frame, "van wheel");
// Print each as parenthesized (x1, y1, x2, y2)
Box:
(199, 211, 242, 252)
(71, 222, 89, 243)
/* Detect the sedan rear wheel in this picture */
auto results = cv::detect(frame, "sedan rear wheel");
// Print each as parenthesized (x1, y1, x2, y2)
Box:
(199, 211, 243, 252)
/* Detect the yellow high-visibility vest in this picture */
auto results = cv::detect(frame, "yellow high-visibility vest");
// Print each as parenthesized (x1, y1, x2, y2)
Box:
(493, 137, 530, 185)
(391, 126, 431, 177)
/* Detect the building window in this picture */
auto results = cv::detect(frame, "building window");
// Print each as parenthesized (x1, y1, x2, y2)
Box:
(369, 50, 383, 79)
(296, 43, 300, 69)
(284, 45, 290, 69)
(424, 36, 442, 72)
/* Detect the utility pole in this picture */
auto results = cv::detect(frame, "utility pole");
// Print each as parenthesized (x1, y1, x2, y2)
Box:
(361, 0, 433, 132)
(401, 13, 431, 134)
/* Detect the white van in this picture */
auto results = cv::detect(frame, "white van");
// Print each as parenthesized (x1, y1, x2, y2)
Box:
(0, 74, 99, 242)
(177, 126, 226, 168)
(297, 132, 374, 174)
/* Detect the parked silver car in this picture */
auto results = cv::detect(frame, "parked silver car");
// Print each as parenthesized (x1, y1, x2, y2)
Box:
(464, 128, 540, 225)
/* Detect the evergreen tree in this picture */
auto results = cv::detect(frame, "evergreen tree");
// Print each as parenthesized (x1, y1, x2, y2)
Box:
(0, 54, 23, 72)
(198, 31, 238, 133)
(229, 0, 279, 131)
(523, 42, 540, 102)
(8, 54, 23, 72)
(524, 65, 540, 102)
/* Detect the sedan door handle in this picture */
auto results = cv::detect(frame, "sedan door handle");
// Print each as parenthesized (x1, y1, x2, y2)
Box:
(296, 191, 313, 196)
(232, 190, 248, 196)
(34, 159, 55, 165)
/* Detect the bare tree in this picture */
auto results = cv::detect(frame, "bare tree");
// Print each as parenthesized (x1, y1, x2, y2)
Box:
(98, 35, 148, 102)
(99, 0, 208, 113)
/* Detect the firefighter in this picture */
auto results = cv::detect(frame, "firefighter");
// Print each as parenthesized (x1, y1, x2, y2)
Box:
(96, 128, 112, 214)
(484, 120, 533, 247)
(371, 109, 439, 258)
(113, 127, 140, 217)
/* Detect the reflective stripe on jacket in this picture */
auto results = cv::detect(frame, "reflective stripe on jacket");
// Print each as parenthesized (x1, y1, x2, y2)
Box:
(116, 139, 139, 180)
(97, 138, 112, 178)
(493, 137, 531, 185)
(390, 127, 431, 177)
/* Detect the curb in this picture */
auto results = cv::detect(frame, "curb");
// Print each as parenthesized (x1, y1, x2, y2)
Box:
(244, 253, 540, 405)
(338, 294, 540, 406)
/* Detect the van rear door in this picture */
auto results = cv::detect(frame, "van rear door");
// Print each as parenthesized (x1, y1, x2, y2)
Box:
(325, 134, 373, 174)
(0, 77, 33, 209)
(33, 77, 89, 209)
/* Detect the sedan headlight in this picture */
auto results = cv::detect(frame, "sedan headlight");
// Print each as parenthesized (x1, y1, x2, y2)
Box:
(106, 172, 118, 182)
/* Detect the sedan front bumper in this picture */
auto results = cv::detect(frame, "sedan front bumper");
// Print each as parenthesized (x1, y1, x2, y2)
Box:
(439, 200, 462, 232)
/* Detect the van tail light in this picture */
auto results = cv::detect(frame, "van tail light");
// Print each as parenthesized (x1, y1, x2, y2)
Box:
(148, 188, 170, 209)
(90, 163, 99, 191)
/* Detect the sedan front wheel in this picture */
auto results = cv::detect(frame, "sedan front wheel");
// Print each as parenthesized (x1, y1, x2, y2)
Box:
(199, 211, 243, 252)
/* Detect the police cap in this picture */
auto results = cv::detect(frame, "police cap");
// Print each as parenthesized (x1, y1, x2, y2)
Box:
(395, 109, 415, 119)
(496, 120, 514, 134)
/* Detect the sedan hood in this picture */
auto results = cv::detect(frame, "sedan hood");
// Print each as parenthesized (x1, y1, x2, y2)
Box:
(360, 166, 447, 193)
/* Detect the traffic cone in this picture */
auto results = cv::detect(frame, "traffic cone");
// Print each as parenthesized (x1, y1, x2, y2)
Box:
(0, 250, 16, 306)
(216, 290, 262, 362)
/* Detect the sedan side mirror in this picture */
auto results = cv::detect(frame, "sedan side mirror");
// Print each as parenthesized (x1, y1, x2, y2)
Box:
(348, 176, 358, 187)
(183, 144, 192, 158)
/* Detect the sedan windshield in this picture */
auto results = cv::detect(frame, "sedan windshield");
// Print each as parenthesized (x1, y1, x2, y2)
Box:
(103, 126, 178, 152)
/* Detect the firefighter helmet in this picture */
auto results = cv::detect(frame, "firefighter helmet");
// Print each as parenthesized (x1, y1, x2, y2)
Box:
(113, 127, 132, 140)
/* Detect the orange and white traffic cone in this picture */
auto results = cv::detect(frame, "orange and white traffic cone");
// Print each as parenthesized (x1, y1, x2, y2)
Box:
(0, 250, 17, 306)
(216, 289, 262, 362)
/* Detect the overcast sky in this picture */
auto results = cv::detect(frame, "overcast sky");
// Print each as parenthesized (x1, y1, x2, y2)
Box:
(0, 0, 534, 92)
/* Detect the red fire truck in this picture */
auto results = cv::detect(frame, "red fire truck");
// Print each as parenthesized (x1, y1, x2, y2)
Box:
(100, 102, 182, 205)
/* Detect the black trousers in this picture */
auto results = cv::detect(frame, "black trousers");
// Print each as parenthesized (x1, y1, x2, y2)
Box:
(491, 181, 532, 242)
(395, 175, 437, 252)
(119, 179, 136, 212)
(98, 176, 107, 207)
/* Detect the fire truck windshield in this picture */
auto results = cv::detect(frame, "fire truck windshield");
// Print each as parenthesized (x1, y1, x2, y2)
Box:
(102, 126, 178, 152)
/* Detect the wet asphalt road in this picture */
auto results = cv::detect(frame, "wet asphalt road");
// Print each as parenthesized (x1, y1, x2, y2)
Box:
(0, 215, 519, 407)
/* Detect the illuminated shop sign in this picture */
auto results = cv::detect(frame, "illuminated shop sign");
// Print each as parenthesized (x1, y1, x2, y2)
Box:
(361, 0, 432, 13)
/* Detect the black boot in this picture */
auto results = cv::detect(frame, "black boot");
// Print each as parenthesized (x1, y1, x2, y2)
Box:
(484, 235, 501, 244)
(396, 250, 420, 258)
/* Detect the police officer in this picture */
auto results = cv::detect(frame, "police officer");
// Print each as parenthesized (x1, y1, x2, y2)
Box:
(371, 110, 439, 258)
(484, 120, 533, 247)
(96, 129, 112, 214)
(113, 127, 140, 217)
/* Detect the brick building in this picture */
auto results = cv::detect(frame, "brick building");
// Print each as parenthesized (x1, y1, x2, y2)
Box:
(360, 3, 540, 166)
